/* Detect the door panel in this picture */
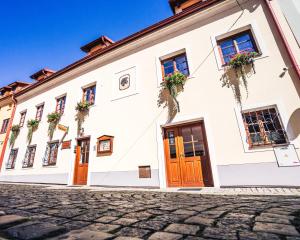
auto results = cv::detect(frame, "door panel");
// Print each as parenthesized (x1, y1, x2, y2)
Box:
(74, 139, 90, 185)
(164, 122, 213, 187)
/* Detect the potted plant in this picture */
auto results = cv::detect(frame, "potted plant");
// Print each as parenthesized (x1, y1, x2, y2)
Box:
(47, 112, 61, 140)
(9, 124, 20, 146)
(75, 101, 91, 136)
(75, 101, 91, 112)
(27, 119, 39, 143)
(160, 71, 187, 112)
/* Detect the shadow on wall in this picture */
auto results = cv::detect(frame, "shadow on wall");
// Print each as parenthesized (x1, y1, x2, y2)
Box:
(287, 108, 300, 141)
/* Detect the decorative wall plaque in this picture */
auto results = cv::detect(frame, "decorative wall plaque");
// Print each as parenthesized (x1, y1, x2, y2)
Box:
(274, 144, 300, 167)
(61, 140, 72, 150)
(119, 74, 130, 91)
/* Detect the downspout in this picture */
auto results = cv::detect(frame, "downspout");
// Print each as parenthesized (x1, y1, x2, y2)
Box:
(264, 0, 300, 80)
(0, 95, 17, 172)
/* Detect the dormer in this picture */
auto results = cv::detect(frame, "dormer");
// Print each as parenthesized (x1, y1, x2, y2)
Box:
(169, 0, 206, 14)
(0, 81, 30, 98)
(30, 68, 56, 81)
(80, 36, 114, 55)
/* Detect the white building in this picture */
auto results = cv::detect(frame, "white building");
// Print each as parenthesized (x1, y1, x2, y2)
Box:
(1, 0, 300, 188)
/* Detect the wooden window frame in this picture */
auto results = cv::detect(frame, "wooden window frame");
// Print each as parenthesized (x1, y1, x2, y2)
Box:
(97, 135, 114, 156)
(35, 104, 44, 121)
(6, 148, 18, 169)
(22, 145, 37, 168)
(55, 96, 66, 114)
(161, 53, 190, 77)
(217, 29, 259, 65)
(242, 107, 288, 149)
(0, 118, 10, 134)
(19, 111, 27, 127)
(82, 85, 96, 105)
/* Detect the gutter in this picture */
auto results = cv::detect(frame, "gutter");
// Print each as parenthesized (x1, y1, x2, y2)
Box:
(264, 0, 300, 80)
(0, 96, 17, 172)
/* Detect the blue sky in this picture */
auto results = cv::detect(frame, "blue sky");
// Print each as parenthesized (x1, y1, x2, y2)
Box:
(0, 0, 172, 87)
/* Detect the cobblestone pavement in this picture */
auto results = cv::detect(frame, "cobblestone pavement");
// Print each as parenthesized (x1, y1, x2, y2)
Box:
(1, 184, 300, 239)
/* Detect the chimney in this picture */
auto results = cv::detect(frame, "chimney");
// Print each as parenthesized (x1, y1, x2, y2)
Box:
(30, 68, 56, 81)
(169, 0, 206, 14)
(80, 36, 114, 55)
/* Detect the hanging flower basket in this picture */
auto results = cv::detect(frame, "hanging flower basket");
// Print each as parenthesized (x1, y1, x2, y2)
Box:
(75, 101, 91, 112)
(47, 112, 61, 140)
(27, 119, 39, 143)
(161, 71, 187, 112)
(228, 52, 257, 70)
(9, 125, 20, 146)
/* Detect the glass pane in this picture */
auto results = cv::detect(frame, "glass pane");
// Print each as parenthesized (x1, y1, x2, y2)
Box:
(220, 39, 236, 63)
(163, 60, 174, 75)
(192, 125, 203, 141)
(250, 133, 263, 144)
(235, 33, 255, 53)
(168, 131, 175, 145)
(175, 55, 189, 76)
(194, 142, 205, 156)
(181, 127, 192, 142)
(184, 143, 194, 157)
(169, 145, 177, 159)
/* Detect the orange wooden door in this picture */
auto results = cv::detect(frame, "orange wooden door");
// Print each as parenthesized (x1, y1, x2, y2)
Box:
(73, 139, 90, 185)
(164, 122, 213, 187)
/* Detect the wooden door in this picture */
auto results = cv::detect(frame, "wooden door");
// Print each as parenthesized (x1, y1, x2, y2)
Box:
(164, 122, 213, 187)
(73, 138, 90, 185)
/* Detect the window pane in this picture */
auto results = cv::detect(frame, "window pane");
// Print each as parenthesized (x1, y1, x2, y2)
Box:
(175, 55, 189, 76)
(167, 131, 177, 159)
(181, 127, 192, 142)
(169, 145, 177, 159)
(163, 60, 174, 75)
(220, 39, 236, 63)
(184, 143, 194, 157)
(194, 142, 205, 156)
(235, 33, 255, 53)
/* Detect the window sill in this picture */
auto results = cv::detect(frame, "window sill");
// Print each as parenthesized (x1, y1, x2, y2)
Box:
(42, 165, 58, 168)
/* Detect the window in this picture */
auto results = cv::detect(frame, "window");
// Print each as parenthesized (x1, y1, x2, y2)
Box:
(22, 145, 36, 168)
(6, 149, 18, 169)
(19, 111, 26, 127)
(43, 141, 59, 166)
(242, 107, 287, 148)
(97, 135, 114, 156)
(83, 85, 96, 105)
(218, 30, 258, 64)
(35, 104, 44, 121)
(56, 96, 66, 114)
(0, 119, 10, 134)
(161, 53, 189, 77)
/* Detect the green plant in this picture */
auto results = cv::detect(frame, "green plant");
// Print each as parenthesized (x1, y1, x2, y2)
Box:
(161, 71, 187, 112)
(9, 125, 20, 146)
(75, 101, 91, 112)
(27, 119, 39, 143)
(75, 101, 91, 136)
(47, 112, 61, 140)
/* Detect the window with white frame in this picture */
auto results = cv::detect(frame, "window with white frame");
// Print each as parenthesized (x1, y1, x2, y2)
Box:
(22, 145, 36, 168)
(217, 29, 260, 65)
(242, 107, 288, 148)
(6, 148, 18, 169)
(43, 141, 59, 166)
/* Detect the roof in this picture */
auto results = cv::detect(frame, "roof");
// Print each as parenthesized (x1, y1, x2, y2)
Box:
(80, 36, 115, 53)
(30, 68, 56, 80)
(169, 0, 189, 13)
(15, 0, 222, 97)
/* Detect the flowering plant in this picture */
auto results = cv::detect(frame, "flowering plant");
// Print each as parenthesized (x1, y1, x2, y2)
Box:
(75, 101, 91, 112)
(161, 71, 187, 112)
(228, 52, 257, 69)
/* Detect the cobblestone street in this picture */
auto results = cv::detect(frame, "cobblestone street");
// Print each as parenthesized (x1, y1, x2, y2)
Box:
(0, 184, 300, 239)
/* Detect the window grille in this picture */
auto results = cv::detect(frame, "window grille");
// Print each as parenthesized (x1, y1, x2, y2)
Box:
(6, 149, 18, 169)
(22, 146, 36, 168)
(43, 142, 59, 166)
(242, 107, 287, 148)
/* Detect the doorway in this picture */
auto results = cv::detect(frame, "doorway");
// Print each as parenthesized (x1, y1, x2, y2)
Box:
(73, 138, 90, 185)
(163, 122, 213, 187)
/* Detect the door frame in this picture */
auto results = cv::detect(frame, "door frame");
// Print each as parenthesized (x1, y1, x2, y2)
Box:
(156, 116, 220, 188)
(73, 136, 91, 185)
(163, 121, 213, 188)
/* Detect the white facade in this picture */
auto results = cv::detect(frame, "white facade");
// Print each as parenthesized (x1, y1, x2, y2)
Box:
(1, 0, 300, 187)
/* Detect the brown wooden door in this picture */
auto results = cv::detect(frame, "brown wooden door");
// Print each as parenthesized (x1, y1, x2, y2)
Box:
(164, 122, 213, 187)
(73, 138, 90, 185)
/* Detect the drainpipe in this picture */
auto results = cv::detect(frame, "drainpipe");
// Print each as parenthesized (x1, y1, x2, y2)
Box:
(264, 0, 300, 80)
(0, 96, 17, 172)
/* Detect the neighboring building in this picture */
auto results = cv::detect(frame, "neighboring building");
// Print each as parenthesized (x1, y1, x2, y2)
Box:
(0, 0, 299, 187)
(0, 82, 30, 170)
